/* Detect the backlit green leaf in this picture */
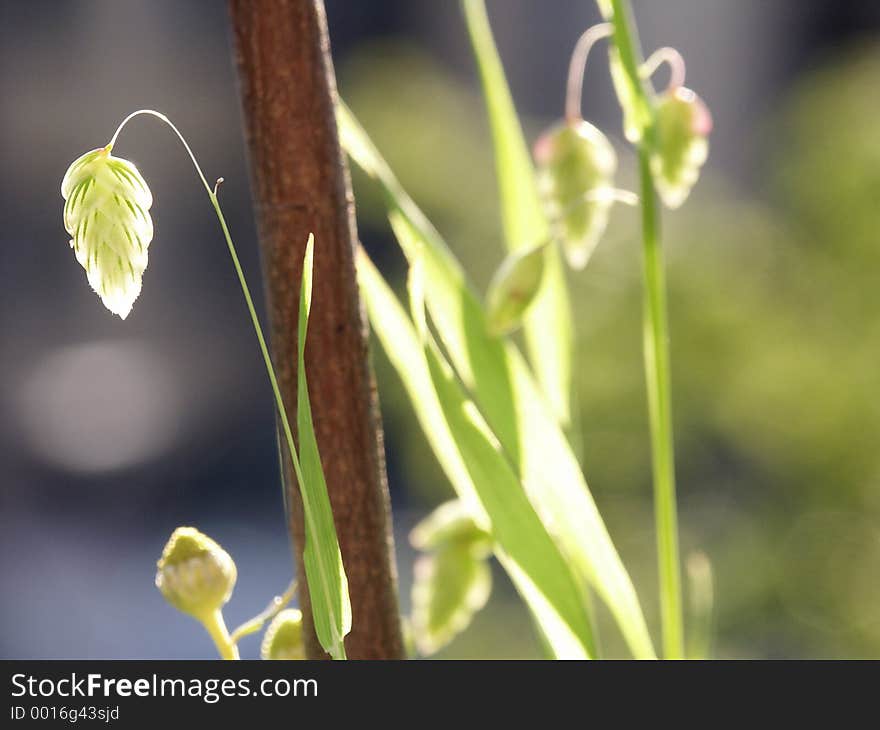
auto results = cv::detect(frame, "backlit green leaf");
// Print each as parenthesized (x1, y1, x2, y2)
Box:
(342, 104, 655, 658)
(296, 235, 352, 660)
(462, 0, 574, 426)
(357, 247, 594, 659)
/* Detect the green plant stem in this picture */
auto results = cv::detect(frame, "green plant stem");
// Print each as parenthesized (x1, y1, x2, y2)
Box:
(229, 579, 297, 646)
(202, 609, 239, 660)
(602, 0, 684, 659)
(638, 148, 683, 660)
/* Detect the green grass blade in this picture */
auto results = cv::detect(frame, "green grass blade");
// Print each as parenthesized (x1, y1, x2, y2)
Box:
(462, 0, 573, 426)
(296, 235, 352, 660)
(341, 104, 655, 658)
(358, 247, 594, 659)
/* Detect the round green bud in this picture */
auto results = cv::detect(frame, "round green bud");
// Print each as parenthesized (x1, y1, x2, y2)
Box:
(650, 86, 712, 209)
(155, 527, 237, 621)
(485, 242, 547, 336)
(61, 145, 154, 319)
(534, 120, 617, 270)
(260, 608, 305, 660)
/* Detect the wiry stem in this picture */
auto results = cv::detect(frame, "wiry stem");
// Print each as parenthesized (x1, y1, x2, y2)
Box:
(565, 23, 613, 123)
(109, 110, 213, 194)
(108, 110, 307, 502)
(202, 609, 240, 660)
(230, 580, 297, 645)
(638, 146, 682, 659)
(640, 47, 687, 91)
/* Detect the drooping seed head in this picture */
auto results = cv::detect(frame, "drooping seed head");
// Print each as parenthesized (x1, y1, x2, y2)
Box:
(155, 527, 237, 621)
(650, 87, 712, 209)
(534, 119, 617, 270)
(260, 608, 305, 660)
(61, 146, 154, 319)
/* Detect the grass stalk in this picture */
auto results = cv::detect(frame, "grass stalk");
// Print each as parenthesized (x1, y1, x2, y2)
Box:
(604, 0, 684, 658)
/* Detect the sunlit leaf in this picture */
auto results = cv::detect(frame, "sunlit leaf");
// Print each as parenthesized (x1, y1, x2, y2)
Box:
(357, 247, 594, 659)
(342, 104, 655, 658)
(296, 235, 352, 660)
(462, 0, 574, 426)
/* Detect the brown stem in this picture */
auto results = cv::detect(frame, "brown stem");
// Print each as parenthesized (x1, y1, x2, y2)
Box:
(228, 0, 405, 659)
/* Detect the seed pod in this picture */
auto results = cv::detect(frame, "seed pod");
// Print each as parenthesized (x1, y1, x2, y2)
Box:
(534, 120, 617, 270)
(411, 543, 492, 656)
(410, 499, 492, 557)
(409, 500, 494, 656)
(61, 146, 154, 319)
(650, 86, 712, 209)
(260, 608, 305, 660)
(485, 242, 548, 336)
(155, 527, 237, 621)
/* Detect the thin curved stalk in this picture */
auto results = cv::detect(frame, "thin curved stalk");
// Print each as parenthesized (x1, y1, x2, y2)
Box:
(600, 0, 684, 659)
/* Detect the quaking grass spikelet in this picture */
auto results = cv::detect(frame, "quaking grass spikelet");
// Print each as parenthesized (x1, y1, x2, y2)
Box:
(61, 145, 153, 319)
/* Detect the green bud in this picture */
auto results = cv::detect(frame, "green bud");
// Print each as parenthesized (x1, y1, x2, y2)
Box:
(61, 145, 154, 319)
(260, 608, 305, 660)
(650, 86, 712, 209)
(485, 242, 548, 336)
(155, 527, 237, 621)
(534, 120, 617, 270)
(411, 544, 492, 656)
(409, 500, 494, 656)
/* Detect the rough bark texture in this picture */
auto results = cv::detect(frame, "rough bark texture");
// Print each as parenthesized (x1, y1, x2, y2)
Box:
(228, 0, 405, 659)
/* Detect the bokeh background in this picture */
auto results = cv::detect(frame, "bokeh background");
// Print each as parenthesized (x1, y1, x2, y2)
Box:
(2, 0, 880, 659)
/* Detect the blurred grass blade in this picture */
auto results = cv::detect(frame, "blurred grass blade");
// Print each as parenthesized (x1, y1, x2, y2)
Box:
(296, 235, 352, 660)
(358, 247, 594, 659)
(462, 0, 573, 426)
(341, 104, 655, 658)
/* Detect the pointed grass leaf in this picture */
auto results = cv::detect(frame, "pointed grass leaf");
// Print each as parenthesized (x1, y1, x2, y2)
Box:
(462, 0, 574, 426)
(357, 248, 594, 659)
(295, 235, 352, 660)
